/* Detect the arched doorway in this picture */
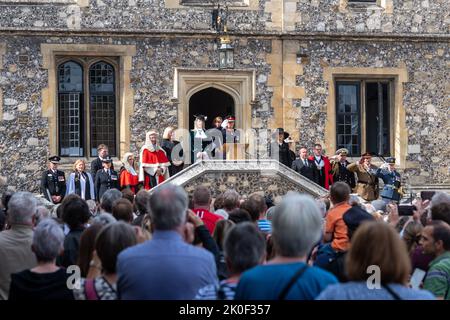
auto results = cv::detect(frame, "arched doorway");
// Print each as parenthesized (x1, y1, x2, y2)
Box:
(188, 87, 235, 130)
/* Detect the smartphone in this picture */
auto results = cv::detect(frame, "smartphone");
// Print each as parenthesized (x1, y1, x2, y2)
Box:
(398, 204, 417, 216)
(420, 191, 436, 202)
(410, 268, 426, 290)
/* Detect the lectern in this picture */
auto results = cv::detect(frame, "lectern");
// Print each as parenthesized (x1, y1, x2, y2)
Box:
(222, 143, 248, 160)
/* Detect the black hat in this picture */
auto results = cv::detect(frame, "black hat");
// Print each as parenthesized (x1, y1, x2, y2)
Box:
(276, 128, 284, 134)
(343, 205, 374, 239)
(101, 156, 113, 163)
(194, 114, 207, 122)
(48, 156, 61, 164)
(386, 157, 396, 164)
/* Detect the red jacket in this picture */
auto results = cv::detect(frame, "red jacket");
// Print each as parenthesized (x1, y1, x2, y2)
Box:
(193, 208, 224, 235)
(308, 155, 333, 189)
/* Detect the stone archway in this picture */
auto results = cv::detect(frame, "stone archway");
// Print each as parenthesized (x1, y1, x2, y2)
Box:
(173, 68, 255, 136)
(188, 87, 235, 130)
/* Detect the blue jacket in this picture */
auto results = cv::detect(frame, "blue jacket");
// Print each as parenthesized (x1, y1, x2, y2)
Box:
(376, 168, 401, 201)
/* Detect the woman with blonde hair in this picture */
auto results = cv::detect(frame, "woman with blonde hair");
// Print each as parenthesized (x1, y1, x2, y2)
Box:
(66, 159, 95, 200)
(119, 152, 139, 194)
(212, 116, 223, 129)
(161, 126, 184, 176)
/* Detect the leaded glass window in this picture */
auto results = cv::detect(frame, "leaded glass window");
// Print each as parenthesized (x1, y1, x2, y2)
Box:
(58, 61, 84, 157)
(89, 62, 116, 157)
(57, 58, 117, 158)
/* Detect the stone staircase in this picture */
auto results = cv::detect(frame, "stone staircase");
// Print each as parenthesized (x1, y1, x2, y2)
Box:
(150, 159, 328, 202)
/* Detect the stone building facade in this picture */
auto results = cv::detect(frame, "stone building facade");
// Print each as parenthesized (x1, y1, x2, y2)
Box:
(0, 0, 448, 194)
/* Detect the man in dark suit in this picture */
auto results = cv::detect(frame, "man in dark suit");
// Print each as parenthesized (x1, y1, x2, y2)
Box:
(91, 144, 114, 181)
(291, 147, 319, 184)
(40, 156, 66, 204)
(94, 157, 120, 202)
(269, 128, 292, 168)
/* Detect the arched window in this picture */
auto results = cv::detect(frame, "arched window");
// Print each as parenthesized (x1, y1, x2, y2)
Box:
(89, 62, 116, 157)
(57, 59, 117, 157)
(58, 61, 83, 157)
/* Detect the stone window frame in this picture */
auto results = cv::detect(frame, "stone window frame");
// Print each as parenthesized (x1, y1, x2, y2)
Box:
(165, 0, 258, 10)
(323, 67, 408, 169)
(334, 79, 394, 157)
(172, 67, 256, 156)
(40, 43, 136, 161)
(56, 56, 120, 158)
(339, 0, 393, 13)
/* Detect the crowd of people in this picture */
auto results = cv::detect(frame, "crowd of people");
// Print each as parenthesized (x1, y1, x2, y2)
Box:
(1, 175, 450, 300)
(39, 128, 403, 211)
(1, 122, 449, 301)
(39, 114, 245, 205)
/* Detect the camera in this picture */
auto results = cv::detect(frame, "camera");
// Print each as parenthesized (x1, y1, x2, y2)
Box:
(398, 204, 417, 216)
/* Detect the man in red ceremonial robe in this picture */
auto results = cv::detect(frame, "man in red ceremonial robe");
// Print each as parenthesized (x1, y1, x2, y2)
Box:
(308, 143, 333, 190)
(139, 130, 171, 190)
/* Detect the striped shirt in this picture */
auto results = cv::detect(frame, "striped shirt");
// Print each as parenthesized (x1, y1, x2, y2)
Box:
(195, 280, 238, 300)
(423, 252, 450, 300)
(257, 219, 272, 233)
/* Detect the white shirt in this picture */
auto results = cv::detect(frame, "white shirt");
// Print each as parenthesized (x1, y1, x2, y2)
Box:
(314, 155, 324, 168)
(80, 173, 86, 199)
(195, 129, 207, 139)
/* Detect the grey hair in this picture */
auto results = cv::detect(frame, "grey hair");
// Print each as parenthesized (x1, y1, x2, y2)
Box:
(316, 199, 327, 218)
(86, 199, 98, 215)
(7, 192, 37, 225)
(272, 193, 323, 257)
(100, 189, 123, 213)
(149, 184, 187, 230)
(431, 192, 450, 207)
(92, 212, 117, 226)
(223, 189, 240, 212)
(349, 194, 362, 207)
(35, 206, 51, 225)
(32, 218, 65, 262)
(223, 222, 266, 274)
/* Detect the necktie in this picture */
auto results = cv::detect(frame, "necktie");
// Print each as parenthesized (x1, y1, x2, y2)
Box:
(304, 159, 307, 166)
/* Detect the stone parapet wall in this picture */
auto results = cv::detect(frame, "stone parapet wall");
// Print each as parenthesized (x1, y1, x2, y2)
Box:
(0, 0, 447, 35)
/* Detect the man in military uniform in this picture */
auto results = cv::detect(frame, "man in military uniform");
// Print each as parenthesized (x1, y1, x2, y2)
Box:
(221, 115, 241, 160)
(347, 152, 379, 202)
(40, 156, 66, 204)
(94, 156, 120, 202)
(330, 148, 356, 190)
(376, 157, 402, 203)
